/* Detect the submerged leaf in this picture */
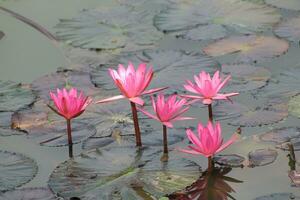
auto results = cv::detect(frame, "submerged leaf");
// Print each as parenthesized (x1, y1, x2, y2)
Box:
(0, 81, 35, 112)
(248, 149, 278, 167)
(203, 35, 289, 63)
(154, 0, 280, 37)
(265, 0, 300, 11)
(0, 151, 38, 192)
(274, 16, 300, 42)
(0, 187, 56, 200)
(91, 50, 220, 93)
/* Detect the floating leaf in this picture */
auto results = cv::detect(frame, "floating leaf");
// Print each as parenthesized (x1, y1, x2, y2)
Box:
(91, 50, 220, 93)
(27, 121, 96, 147)
(259, 127, 300, 144)
(288, 94, 300, 118)
(55, 5, 163, 51)
(277, 138, 300, 151)
(0, 81, 35, 112)
(180, 24, 228, 41)
(248, 149, 278, 167)
(31, 68, 99, 101)
(0, 112, 22, 136)
(222, 64, 271, 92)
(213, 101, 249, 121)
(0, 31, 4, 40)
(48, 147, 139, 198)
(0, 187, 56, 200)
(274, 16, 300, 42)
(203, 35, 289, 63)
(154, 0, 280, 37)
(265, 0, 300, 11)
(0, 151, 38, 192)
(214, 154, 245, 167)
(254, 193, 300, 200)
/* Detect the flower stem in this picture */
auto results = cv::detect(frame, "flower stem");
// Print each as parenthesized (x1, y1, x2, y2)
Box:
(163, 125, 168, 154)
(208, 104, 213, 121)
(208, 156, 214, 171)
(66, 119, 73, 158)
(130, 102, 142, 147)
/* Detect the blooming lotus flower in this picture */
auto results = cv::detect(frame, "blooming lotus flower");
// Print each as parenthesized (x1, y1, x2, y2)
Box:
(138, 94, 193, 128)
(49, 88, 92, 120)
(183, 70, 239, 105)
(96, 62, 167, 106)
(181, 121, 239, 158)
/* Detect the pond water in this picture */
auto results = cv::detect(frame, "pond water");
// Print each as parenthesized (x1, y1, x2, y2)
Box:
(1, 0, 300, 199)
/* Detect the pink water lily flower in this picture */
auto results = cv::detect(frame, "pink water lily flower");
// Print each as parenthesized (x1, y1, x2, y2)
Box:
(96, 62, 167, 106)
(180, 121, 239, 158)
(183, 71, 239, 105)
(138, 94, 193, 128)
(49, 88, 92, 120)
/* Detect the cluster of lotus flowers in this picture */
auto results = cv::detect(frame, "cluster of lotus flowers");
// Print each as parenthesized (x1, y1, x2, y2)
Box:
(49, 62, 240, 162)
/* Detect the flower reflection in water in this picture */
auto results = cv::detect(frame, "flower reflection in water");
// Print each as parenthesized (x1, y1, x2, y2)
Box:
(168, 164, 243, 200)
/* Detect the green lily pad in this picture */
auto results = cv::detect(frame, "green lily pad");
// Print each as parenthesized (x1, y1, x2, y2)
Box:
(274, 16, 300, 43)
(214, 154, 245, 167)
(265, 0, 300, 11)
(0, 112, 22, 136)
(154, 0, 280, 36)
(222, 64, 271, 92)
(31, 68, 99, 101)
(203, 35, 289, 63)
(213, 101, 249, 121)
(248, 149, 278, 167)
(259, 127, 300, 144)
(48, 147, 140, 199)
(91, 50, 220, 93)
(254, 193, 300, 200)
(288, 94, 300, 118)
(0, 151, 38, 192)
(0, 187, 56, 200)
(55, 5, 163, 51)
(0, 81, 35, 112)
(180, 24, 228, 41)
(0, 31, 4, 40)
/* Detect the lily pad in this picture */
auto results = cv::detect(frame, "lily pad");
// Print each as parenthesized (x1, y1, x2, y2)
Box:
(31, 68, 99, 101)
(288, 94, 300, 118)
(48, 147, 139, 198)
(259, 127, 300, 144)
(0, 31, 4, 40)
(55, 5, 163, 51)
(0, 151, 38, 192)
(248, 149, 278, 167)
(213, 101, 249, 121)
(203, 35, 289, 63)
(277, 138, 300, 151)
(274, 16, 300, 43)
(26, 121, 96, 147)
(180, 24, 228, 41)
(265, 0, 300, 11)
(0, 81, 35, 112)
(254, 193, 300, 200)
(0, 187, 57, 200)
(0, 112, 22, 136)
(214, 154, 245, 167)
(91, 50, 220, 93)
(221, 64, 271, 92)
(154, 0, 280, 37)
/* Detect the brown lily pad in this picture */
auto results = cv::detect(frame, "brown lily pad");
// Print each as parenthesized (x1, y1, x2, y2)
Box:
(248, 148, 278, 167)
(203, 35, 289, 63)
(0, 112, 22, 136)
